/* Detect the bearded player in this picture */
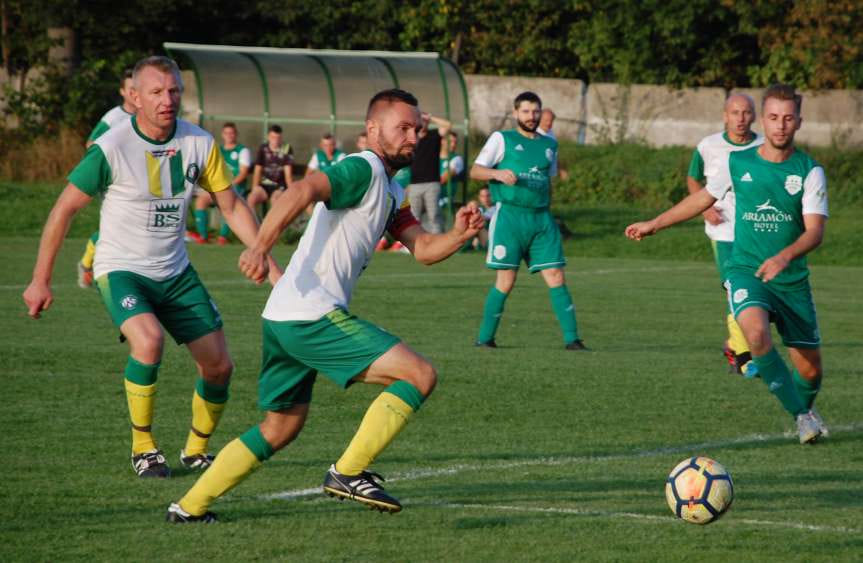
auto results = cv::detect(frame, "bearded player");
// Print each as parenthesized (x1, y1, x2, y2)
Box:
(167, 88, 483, 522)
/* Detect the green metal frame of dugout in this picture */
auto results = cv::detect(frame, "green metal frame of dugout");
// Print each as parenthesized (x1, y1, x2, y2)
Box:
(163, 42, 470, 221)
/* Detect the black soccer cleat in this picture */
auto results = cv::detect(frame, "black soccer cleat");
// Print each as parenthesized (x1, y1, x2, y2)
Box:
(475, 339, 497, 348)
(131, 449, 171, 478)
(179, 450, 215, 471)
(166, 502, 217, 524)
(323, 464, 402, 513)
(565, 339, 589, 351)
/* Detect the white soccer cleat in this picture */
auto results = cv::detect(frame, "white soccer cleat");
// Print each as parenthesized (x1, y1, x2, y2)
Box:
(796, 411, 822, 445)
(808, 407, 829, 438)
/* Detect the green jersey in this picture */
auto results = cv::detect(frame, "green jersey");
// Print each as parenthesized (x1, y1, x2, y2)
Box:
(308, 148, 345, 172)
(706, 146, 828, 288)
(474, 129, 558, 209)
(219, 144, 251, 190)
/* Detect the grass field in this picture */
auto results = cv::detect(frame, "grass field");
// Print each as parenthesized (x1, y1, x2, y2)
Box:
(2, 229, 861, 562)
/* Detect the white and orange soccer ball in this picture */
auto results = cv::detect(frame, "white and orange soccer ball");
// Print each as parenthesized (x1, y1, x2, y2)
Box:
(665, 456, 734, 524)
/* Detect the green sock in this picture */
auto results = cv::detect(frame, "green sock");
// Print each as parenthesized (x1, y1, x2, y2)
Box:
(753, 348, 807, 417)
(478, 287, 508, 344)
(549, 285, 579, 344)
(219, 220, 231, 238)
(792, 369, 821, 409)
(194, 209, 209, 240)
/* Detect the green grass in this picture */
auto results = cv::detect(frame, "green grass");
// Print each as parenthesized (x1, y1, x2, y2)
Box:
(1, 235, 861, 561)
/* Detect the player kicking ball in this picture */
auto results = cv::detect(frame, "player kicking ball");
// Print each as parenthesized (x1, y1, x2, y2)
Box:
(625, 84, 829, 444)
(167, 88, 484, 522)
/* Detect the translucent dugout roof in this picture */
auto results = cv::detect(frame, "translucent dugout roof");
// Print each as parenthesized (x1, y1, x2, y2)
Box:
(163, 43, 470, 167)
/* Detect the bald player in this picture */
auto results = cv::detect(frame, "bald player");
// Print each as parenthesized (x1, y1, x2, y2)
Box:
(687, 94, 763, 376)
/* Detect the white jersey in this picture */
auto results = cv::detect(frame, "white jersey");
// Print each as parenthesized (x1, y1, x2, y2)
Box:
(69, 117, 232, 280)
(87, 106, 133, 142)
(263, 151, 417, 321)
(689, 132, 763, 242)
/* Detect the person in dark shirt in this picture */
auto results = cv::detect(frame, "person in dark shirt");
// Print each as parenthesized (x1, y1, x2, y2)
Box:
(406, 112, 450, 233)
(248, 124, 294, 216)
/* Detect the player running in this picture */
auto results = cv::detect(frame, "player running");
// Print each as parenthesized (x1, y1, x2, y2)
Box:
(688, 94, 763, 375)
(472, 91, 585, 350)
(626, 84, 829, 444)
(77, 69, 136, 288)
(166, 88, 484, 523)
(23, 56, 277, 478)
(189, 122, 251, 244)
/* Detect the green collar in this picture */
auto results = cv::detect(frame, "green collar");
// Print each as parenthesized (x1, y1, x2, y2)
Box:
(132, 115, 176, 145)
(723, 131, 755, 147)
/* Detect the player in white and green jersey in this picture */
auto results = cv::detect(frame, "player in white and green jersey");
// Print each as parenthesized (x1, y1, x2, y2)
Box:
(472, 91, 585, 350)
(77, 69, 136, 288)
(687, 94, 764, 375)
(190, 122, 252, 244)
(626, 84, 828, 444)
(167, 88, 484, 523)
(304, 132, 346, 176)
(23, 56, 276, 479)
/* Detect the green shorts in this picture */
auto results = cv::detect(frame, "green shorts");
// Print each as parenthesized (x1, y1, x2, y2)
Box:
(258, 309, 401, 411)
(710, 240, 733, 286)
(96, 265, 222, 344)
(725, 269, 820, 349)
(485, 204, 565, 272)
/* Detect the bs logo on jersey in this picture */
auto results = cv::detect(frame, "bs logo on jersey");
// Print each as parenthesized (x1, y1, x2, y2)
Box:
(148, 198, 185, 232)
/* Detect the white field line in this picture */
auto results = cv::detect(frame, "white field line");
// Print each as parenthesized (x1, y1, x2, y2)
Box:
(438, 503, 862, 535)
(0, 264, 708, 291)
(262, 421, 863, 502)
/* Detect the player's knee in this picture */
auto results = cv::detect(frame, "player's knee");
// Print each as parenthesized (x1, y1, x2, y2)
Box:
(202, 356, 234, 384)
(129, 332, 164, 363)
(408, 361, 437, 398)
(745, 328, 771, 354)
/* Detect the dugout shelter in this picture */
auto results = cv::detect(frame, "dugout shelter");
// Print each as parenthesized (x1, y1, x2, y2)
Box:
(164, 42, 470, 212)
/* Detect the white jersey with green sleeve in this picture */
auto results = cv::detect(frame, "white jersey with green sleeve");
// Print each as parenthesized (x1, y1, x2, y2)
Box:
(705, 146, 828, 287)
(688, 132, 763, 242)
(87, 105, 133, 143)
(262, 151, 418, 322)
(68, 117, 232, 281)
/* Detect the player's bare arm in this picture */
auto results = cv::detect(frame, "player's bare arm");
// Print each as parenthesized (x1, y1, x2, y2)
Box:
(686, 176, 723, 225)
(234, 163, 250, 186)
(427, 114, 451, 137)
(212, 187, 280, 283)
(283, 164, 293, 189)
(756, 214, 826, 282)
(23, 184, 92, 318)
(251, 164, 263, 191)
(398, 206, 484, 265)
(470, 163, 516, 185)
(625, 188, 717, 240)
(239, 172, 332, 283)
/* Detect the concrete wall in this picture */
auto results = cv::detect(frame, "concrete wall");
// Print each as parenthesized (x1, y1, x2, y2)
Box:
(466, 74, 863, 148)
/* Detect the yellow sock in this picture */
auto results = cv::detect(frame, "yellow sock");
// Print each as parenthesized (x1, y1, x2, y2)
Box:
(335, 392, 415, 476)
(184, 391, 227, 456)
(178, 438, 261, 516)
(727, 313, 750, 355)
(125, 380, 157, 454)
(80, 237, 96, 269)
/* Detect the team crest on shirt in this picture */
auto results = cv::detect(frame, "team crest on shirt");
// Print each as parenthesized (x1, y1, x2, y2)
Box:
(185, 163, 200, 183)
(784, 175, 802, 195)
(230, 150, 238, 160)
(148, 198, 185, 232)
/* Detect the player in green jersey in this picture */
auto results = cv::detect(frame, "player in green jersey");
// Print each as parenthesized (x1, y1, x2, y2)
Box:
(472, 92, 585, 350)
(304, 132, 346, 176)
(77, 69, 136, 288)
(626, 84, 829, 444)
(190, 122, 251, 245)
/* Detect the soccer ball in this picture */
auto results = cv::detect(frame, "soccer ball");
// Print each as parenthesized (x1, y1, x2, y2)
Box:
(665, 456, 733, 524)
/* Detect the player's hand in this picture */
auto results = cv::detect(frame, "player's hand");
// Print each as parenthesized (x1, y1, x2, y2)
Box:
(266, 255, 283, 287)
(495, 169, 517, 185)
(755, 254, 790, 283)
(452, 206, 484, 239)
(23, 281, 53, 319)
(238, 248, 269, 284)
(702, 207, 724, 226)
(624, 220, 658, 241)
